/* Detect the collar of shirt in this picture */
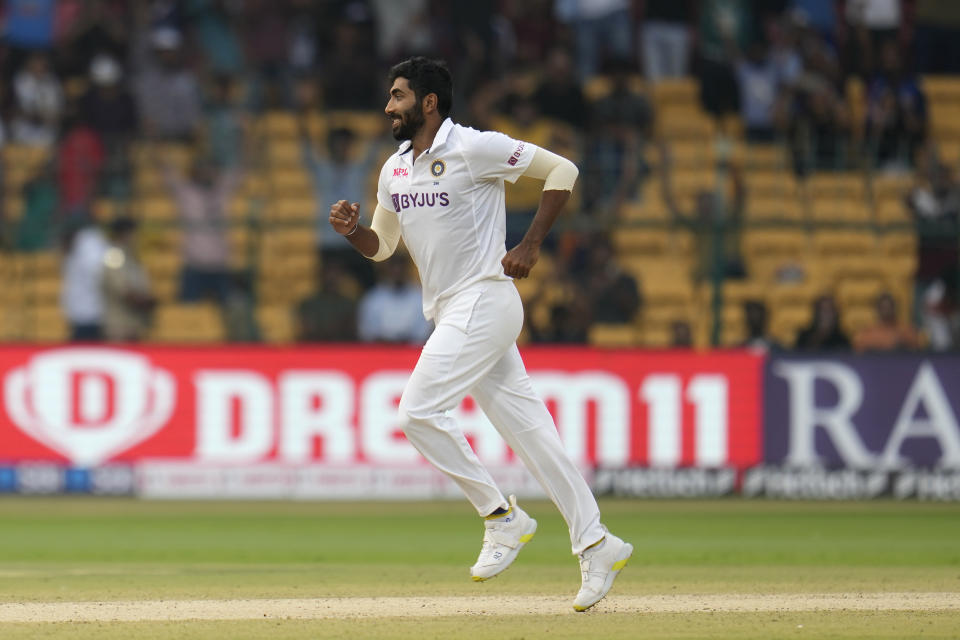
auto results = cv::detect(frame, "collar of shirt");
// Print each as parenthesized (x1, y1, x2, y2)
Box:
(398, 117, 454, 160)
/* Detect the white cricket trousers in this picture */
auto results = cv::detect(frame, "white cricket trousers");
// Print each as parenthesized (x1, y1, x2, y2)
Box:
(398, 279, 606, 555)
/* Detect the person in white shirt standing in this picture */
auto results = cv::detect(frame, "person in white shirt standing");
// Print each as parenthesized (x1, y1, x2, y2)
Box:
(329, 57, 632, 612)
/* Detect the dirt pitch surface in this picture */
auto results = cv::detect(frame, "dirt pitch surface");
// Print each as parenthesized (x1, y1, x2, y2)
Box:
(1, 593, 957, 623)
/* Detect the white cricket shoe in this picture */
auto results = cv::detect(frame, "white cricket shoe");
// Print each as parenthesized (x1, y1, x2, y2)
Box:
(469, 495, 537, 582)
(572, 531, 633, 611)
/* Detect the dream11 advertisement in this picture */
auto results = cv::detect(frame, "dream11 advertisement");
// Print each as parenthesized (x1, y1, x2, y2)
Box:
(0, 345, 764, 499)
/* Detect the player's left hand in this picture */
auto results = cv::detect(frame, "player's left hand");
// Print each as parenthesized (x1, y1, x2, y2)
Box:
(502, 240, 539, 279)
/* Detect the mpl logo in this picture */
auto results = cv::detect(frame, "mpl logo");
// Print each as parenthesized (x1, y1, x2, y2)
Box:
(4, 349, 175, 465)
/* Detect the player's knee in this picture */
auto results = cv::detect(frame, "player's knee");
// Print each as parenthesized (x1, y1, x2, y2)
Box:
(397, 399, 436, 438)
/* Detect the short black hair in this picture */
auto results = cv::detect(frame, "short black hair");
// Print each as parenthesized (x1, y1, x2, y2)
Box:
(388, 57, 453, 118)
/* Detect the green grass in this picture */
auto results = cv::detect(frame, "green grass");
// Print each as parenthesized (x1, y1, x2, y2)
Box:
(1, 498, 959, 638)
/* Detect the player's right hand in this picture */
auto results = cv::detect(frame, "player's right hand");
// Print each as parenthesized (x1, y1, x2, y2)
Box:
(330, 200, 360, 235)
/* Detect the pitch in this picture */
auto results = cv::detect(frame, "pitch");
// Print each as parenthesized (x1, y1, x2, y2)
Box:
(0, 497, 957, 638)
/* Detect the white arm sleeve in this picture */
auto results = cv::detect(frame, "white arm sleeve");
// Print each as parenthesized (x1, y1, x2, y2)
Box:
(369, 204, 401, 262)
(521, 147, 579, 191)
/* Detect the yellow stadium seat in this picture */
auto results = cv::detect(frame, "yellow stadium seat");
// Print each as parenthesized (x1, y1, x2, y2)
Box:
(150, 303, 225, 343)
(835, 278, 885, 308)
(612, 228, 672, 256)
(808, 197, 872, 223)
(4, 195, 24, 220)
(29, 305, 68, 342)
(327, 110, 390, 139)
(804, 172, 867, 200)
(260, 111, 299, 139)
(267, 140, 302, 167)
(841, 304, 876, 337)
(770, 306, 813, 346)
(767, 282, 822, 310)
(811, 230, 877, 256)
(879, 231, 916, 256)
(736, 143, 789, 170)
(742, 229, 809, 261)
(588, 323, 639, 348)
(745, 195, 805, 222)
(656, 109, 716, 140)
(257, 305, 296, 344)
(876, 198, 911, 225)
(139, 197, 177, 222)
(871, 173, 913, 201)
(270, 169, 314, 196)
(651, 77, 698, 106)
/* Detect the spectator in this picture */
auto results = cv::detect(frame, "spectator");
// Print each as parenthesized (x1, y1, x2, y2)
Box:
(57, 0, 131, 80)
(740, 299, 781, 351)
(577, 234, 641, 324)
(297, 258, 358, 342)
(696, 0, 752, 119)
(101, 217, 156, 342)
(853, 292, 921, 351)
(3, 0, 57, 51)
(788, 74, 852, 174)
(136, 27, 202, 140)
(300, 121, 379, 289)
(865, 39, 927, 170)
(555, 0, 633, 80)
(581, 59, 653, 215)
(660, 143, 746, 281)
(531, 48, 588, 130)
(638, 0, 694, 83)
(60, 217, 109, 341)
(788, 0, 838, 42)
(795, 294, 851, 349)
(11, 52, 64, 147)
(321, 21, 380, 110)
(204, 74, 248, 169)
(670, 320, 694, 347)
(842, 0, 902, 79)
(370, 0, 433, 60)
(80, 54, 138, 147)
(57, 114, 105, 215)
(160, 154, 239, 304)
(16, 159, 57, 251)
(914, 0, 960, 74)
(526, 276, 592, 344)
(187, 0, 245, 75)
(733, 39, 791, 142)
(357, 256, 432, 345)
(920, 277, 960, 352)
(906, 160, 960, 324)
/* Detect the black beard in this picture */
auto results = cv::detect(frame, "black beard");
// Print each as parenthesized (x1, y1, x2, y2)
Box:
(392, 103, 425, 141)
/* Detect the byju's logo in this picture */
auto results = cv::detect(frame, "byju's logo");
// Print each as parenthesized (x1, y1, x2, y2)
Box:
(4, 349, 175, 465)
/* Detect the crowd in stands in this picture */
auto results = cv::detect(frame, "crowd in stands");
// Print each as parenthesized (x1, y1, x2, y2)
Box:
(0, 0, 957, 351)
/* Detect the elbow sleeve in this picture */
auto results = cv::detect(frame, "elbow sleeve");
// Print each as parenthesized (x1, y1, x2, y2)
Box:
(369, 204, 401, 261)
(523, 147, 579, 192)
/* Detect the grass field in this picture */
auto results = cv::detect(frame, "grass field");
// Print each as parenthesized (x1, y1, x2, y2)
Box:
(0, 497, 958, 638)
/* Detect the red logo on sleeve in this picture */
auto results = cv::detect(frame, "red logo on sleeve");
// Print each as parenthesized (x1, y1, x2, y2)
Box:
(507, 142, 525, 166)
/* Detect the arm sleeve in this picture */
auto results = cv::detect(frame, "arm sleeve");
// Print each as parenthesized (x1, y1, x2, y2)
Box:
(521, 147, 579, 191)
(463, 130, 539, 183)
(369, 204, 401, 262)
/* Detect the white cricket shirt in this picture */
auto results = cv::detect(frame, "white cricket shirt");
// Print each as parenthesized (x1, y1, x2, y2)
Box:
(376, 118, 538, 321)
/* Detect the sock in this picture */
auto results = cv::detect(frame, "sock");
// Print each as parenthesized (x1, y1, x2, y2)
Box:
(485, 506, 511, 520)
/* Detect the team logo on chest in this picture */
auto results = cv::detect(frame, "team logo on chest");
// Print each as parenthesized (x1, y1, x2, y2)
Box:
(430, 159, 446, 177)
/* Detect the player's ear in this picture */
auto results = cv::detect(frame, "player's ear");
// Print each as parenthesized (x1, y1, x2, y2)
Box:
(423, 92, 438, 115)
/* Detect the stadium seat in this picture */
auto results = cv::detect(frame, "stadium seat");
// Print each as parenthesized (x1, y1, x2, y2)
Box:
(139, 197, 177, 222)
(745, 195, 804, 222)
(260, 111, 299, 139)
(150, 303, 226, 343)
(612, 228, 672, 256)
(840, 304, 876, 337)
(257, 305, 296, 344)
(650, 77, 698, 107)
(808, 197, 872, 224)
(588, 323, 639, 348)
(770, 306, 813, 346)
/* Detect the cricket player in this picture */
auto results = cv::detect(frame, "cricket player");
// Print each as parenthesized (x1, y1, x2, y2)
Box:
(329, 57, 632, 611)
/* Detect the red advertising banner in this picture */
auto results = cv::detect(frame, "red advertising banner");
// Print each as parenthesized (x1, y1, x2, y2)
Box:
(0, 346, 764, 470)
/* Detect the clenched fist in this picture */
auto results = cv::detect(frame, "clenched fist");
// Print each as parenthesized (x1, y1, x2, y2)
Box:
(330, 200, 360, 235)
